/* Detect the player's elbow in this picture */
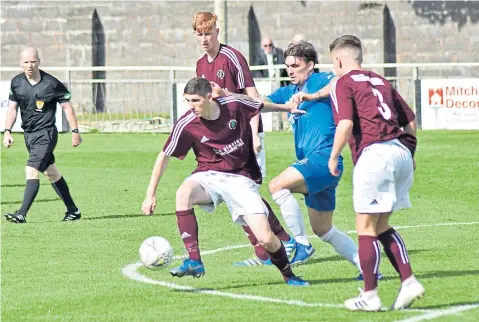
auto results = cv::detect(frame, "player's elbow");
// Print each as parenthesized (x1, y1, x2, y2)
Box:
(403, 120, 417, 137)
(337, 119, 354, 132)
(60, 102, 73, 112)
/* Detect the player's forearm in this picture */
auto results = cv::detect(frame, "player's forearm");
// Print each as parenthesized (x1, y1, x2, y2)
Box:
(61, 102, 79, 130)
(261, 101, 293, 113)
(403, 119, 417, 137)
(245, 86, 260, 100)
(250, 114, 260, 135)
(330, 120, 353, 159)
(146, 152, 171, 197)
(225, 92, 258, 102)
(308, 76, 337, 101)
(4, 103, 18, 129)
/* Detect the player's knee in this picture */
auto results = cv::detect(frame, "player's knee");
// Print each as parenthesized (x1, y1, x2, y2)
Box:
(43, 170, 61, 182)
(313, 224, 332, 238)
(256, 231, 276, 250)
(176, 185, 193, 201)
(310, 212, 333, 237)
(268, 178, 283, 194)
(26, 166, 40, 179)
(355, 214, 379, 236)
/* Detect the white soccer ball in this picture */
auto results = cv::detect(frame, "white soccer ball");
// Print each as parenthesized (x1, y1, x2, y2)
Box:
(139, 236, 174, 269)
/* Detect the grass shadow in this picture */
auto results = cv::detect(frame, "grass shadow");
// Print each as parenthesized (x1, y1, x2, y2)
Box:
(83, 213, 176, 221)
(1, 198, 58, 205)
(1, 183, 50, 188)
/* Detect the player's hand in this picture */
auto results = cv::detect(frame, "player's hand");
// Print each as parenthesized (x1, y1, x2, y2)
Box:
(210, 81, 226, 98)
(292, 92, 318, 104)
(142, 195, 157, 215)
(286, 102, 306, 114)
(3, 132, 14, 148)
(252, 133, 262, 155)
(72, 133, 82, 147)
(328, 157, 341, 177)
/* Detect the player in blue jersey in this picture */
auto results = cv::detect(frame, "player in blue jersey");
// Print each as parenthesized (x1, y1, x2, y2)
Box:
(230, 42, 359, 272)
(220, 42, 382, 280)
(262, 42, 363, 272)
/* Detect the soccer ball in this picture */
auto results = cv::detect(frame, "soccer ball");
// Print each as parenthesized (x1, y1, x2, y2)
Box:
(139, 236, 174, 269)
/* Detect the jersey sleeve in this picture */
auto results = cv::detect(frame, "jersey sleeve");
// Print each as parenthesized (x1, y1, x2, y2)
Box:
(230, 98, 263, 121)
(393, 89, 416, 127)
(267, 86, 291, 104)
(230, 51, 255, 90)
(331, 78, 354, 121)
(162, 119, 193, 159)
(8, 81, 18, 102)
(54, 81, 72, 103)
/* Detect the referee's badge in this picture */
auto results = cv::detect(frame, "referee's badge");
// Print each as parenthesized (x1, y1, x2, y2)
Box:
(36, 100, 44, 110)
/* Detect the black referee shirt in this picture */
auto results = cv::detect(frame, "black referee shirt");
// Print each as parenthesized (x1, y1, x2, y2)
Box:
(9, 70, 71, 133)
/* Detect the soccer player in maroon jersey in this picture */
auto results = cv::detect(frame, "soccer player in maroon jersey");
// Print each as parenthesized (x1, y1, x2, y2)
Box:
(192, 12, 296, 265)
(141, 77, 308, 286)
(328, 35, 424, 311)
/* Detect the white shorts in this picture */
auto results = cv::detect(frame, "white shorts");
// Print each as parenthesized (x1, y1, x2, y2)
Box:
(185, 171, 268, 225)
(353, 139, 414, 213)
(256, 133, 266, 178)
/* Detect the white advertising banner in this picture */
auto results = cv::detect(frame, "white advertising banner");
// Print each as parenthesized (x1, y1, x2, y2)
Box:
(175, 80, 277, 131)
(421, 79, 479, 130)
(0, 80, 65, 132)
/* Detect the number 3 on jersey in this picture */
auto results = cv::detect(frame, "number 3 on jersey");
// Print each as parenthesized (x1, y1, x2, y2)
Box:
(372, 87, 391, 120)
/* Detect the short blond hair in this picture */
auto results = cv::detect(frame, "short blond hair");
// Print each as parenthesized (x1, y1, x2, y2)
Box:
(192, 12, 218, 33)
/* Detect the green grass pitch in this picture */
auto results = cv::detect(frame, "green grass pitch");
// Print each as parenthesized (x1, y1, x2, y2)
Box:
(2, 131, 478, 321)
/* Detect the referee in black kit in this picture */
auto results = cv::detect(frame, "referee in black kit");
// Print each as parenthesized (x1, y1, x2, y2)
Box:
(3, 47, 82, 223)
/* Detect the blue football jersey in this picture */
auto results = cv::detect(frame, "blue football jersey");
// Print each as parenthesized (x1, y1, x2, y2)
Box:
(267, 72, 336, 160)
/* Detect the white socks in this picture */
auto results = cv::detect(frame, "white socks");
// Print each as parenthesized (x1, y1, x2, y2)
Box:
(272, 189, 309, 246)
(320, 225, 362, 272)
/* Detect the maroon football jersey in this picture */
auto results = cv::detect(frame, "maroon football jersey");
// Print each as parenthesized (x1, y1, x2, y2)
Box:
(163, 96, 263, 183)
(196, 44, 263, 133)
(331, 70, 416, 165)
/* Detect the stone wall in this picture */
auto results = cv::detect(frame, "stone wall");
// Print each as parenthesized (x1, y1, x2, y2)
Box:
(2, 0, 478, 113)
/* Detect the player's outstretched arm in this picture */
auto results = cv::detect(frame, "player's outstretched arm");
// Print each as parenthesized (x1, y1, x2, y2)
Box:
(61, 102, 83, 147)
(329, 119, 353, 176)
(261, 100, 305, 114)
(3, 101, 18, 148)
(142, 152, 171, 215)
(292, 76, 338, 103)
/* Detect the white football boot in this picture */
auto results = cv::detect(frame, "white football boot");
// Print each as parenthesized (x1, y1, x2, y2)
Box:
(344, 288, 382, 312)
(391, 275, 425, 310)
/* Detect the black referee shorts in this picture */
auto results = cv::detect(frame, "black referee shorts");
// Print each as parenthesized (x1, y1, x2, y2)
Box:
(24, 127, 58, 172)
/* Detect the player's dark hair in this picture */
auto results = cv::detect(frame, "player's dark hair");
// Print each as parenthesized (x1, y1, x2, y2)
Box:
(284, 41, 318, 64)
(184, 77, 212, 97)
(329, 35, 363, 63)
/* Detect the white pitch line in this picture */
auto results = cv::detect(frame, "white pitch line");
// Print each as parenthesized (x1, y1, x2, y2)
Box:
(124, 221, 479, 313)
(395, 304, 479, 322)
(122, 262, 343, 309)
(122, 263, 430, 312)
